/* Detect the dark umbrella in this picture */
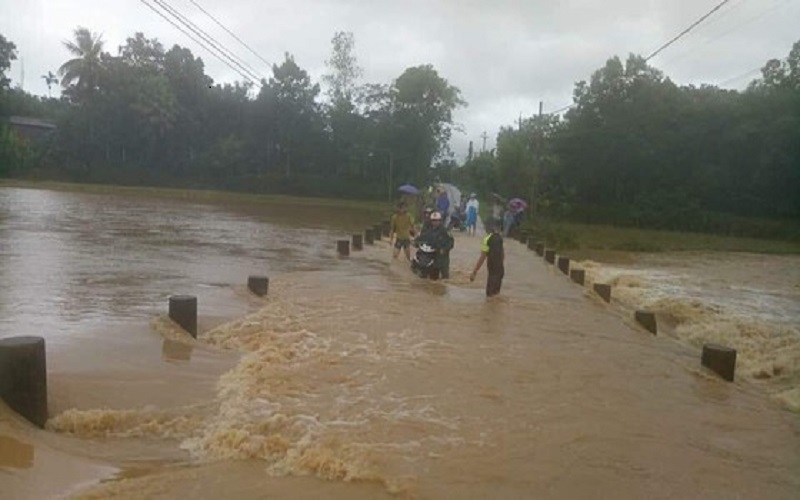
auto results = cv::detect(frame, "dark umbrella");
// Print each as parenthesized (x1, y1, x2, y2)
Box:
(398, 184, 420, 195)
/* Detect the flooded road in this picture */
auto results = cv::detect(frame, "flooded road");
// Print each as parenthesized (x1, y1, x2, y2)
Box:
(1, 186, 799, 499)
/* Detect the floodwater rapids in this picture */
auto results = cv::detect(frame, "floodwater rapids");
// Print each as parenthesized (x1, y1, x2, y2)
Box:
(0, 186, 798, 499)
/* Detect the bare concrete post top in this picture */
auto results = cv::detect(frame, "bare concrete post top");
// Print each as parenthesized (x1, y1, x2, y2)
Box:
(635, 310, 657, 334)
(337, 239, 350, 257)
(570, 268, 586, 286)
(352, 233, 363, 250)
(169, 295, 197, 338)
(0, 336, 48, 428)
(544, 249, 556, 264)
(593, 283, 612, 303)
(364, 228, 375, 245)
(702, 344, 737, 381)
(247, 275, 269, 297)
(534, 243, 544, 256)
(557, 256, 570, 275)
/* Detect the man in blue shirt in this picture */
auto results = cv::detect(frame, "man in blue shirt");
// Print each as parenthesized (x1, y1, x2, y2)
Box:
(436, 189, 450, 225)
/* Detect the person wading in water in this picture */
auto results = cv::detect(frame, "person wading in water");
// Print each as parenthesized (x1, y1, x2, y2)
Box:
(390, 202, 415, 261)
(469, 218, 505, 296)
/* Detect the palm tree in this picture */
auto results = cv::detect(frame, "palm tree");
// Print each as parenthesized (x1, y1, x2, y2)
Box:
(41, 71, 58, 97)
(58, 27, 104, 97)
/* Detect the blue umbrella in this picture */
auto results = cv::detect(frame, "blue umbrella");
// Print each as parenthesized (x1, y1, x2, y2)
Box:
(397, 184, 420, 195)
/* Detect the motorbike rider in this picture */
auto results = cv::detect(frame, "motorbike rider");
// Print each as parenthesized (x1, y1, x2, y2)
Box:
(415, 210, 453, 280)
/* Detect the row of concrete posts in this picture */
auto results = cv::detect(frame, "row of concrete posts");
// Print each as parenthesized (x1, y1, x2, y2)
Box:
(516, 231, 737, 383)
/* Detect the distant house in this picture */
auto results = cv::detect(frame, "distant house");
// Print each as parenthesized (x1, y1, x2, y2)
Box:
(7, 116, 57, 142)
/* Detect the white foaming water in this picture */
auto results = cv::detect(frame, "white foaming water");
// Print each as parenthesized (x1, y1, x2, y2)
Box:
(580, 252, 800, 410)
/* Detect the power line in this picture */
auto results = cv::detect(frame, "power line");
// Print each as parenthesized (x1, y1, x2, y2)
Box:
(717, 66, 762, 87)
(150, 0, 263, 82)
(549, 102, 575, 115)
(662, 0, 795, 65)
(645, 0, 732, 61)
(187, 0, 273, 70)
(140, 0, 254, 83)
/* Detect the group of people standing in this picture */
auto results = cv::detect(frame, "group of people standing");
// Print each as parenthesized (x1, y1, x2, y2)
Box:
(389, 191, 505, 297)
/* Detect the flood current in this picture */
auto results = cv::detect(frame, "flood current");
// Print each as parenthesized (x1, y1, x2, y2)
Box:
(0, 186, 798, 499)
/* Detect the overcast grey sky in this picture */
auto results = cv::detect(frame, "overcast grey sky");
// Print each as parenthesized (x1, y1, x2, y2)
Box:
(2, 0, 799, 159)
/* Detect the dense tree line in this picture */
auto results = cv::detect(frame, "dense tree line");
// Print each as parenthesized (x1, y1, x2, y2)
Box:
(455, 43, 800, 238)
(2, 28, 799, 238)
(0, 29, 464, 198)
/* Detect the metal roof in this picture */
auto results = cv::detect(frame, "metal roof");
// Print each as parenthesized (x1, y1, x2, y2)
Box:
(8, 116, 57, 129)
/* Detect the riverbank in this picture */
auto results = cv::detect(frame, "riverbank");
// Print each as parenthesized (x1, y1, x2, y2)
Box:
(525, 220, 800, 255)
(0, 179, 391, 215)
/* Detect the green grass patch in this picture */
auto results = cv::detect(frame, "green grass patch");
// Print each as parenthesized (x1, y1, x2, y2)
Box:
(525, 220, 800, 255)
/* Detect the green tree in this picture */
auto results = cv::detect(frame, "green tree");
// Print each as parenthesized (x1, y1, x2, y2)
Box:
(390, 64, 466, 185)
(0, 33, 17, 92)
(257, 54, 322, 177)
(322, 31, 366, 176)
(58, 27, 105, 102)
(322, 31, 362, 106)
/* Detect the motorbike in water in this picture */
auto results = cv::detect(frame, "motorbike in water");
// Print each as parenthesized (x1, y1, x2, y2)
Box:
(411, 241, 438, 278)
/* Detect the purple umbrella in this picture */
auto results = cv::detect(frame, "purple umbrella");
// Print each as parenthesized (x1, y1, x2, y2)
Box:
(508, 198, 528, 212)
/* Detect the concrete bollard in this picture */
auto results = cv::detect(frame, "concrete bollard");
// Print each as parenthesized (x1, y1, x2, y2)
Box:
(373, 225, 382, 241)
(364, 228, 375, 245)
(381, 221, 391, 237)
(169, 295, 197, 338)
(570, 268, 586, 286)
(593, 283, 611, 303)
(534, 243, 544, 256)
(352, 233, 363, 251)
(635, 310, 657, 335)
(544, 249, 556, 264)
(0, 337, 48, 428)
(557, 256, 570, 275)
(247, 275, 269, 297)
(527, 238, 536, 251)
(701, 344, 736, 381)
(337, 239, 350, 257)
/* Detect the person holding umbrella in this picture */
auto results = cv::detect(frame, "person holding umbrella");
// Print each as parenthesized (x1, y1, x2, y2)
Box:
(505, 198, 528, 236)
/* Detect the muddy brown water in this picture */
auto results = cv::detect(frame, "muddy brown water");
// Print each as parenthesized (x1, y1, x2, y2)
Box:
(1, 187, 799, 499)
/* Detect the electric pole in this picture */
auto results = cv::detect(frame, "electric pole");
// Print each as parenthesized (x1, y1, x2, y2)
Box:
(480, 131, 488, 153)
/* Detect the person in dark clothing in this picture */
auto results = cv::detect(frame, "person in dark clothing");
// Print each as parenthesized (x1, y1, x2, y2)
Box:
(469, 219, 505, 296)
(416, 210, 454, 280)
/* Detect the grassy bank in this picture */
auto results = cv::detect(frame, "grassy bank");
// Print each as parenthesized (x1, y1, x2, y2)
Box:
(524, 220, 800, 255)
(0, 179, 391, 214)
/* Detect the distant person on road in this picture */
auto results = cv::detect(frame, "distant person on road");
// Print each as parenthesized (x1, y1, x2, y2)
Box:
(465, 193, 479, 235)
(491, 199, 504, 229)
(390, 203, 415, 261)
(420, 206, 434, 232)
(436, 189, 450, 226)
(502, 209, 515, 237)
(470, 218, 505, 297)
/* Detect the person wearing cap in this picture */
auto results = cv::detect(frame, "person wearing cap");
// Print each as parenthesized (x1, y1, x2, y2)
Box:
(416, 210, 454, 280)
(470, 218, 505, 296)
(390, 202, 415, 261)
(465, 193, 479, 235)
